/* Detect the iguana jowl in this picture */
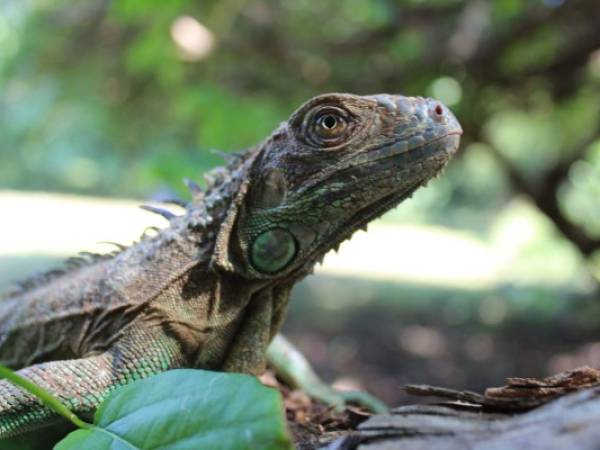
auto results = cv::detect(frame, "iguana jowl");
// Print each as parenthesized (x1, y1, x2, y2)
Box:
(0, 93, 461, 437)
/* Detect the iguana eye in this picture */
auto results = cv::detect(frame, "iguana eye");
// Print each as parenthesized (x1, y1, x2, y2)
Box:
(316, 113, 346, 135)
(289, 102, 362, 150)
(250, 229, 297, 274)
(311, 108, 348, 145)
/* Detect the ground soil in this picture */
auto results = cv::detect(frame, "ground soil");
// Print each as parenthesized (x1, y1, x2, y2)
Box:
(284, 275, 600, 408)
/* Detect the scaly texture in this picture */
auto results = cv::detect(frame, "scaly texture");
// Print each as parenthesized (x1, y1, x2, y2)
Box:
(0, 93, 461, 438)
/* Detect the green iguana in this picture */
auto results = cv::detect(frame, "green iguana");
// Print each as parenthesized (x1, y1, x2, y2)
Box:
(0, 93, 461, 438)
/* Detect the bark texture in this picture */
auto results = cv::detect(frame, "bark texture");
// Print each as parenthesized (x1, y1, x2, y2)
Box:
(320, 368, 600, 450)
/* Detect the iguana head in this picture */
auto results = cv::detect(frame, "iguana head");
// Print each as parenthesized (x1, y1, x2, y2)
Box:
(212, 93, 461, 280)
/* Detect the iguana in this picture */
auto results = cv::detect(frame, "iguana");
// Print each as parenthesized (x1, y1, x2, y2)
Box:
(0, 93, 461, 438)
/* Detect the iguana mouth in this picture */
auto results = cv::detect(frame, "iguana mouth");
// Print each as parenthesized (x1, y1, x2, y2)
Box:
(363, 130, 462, 168)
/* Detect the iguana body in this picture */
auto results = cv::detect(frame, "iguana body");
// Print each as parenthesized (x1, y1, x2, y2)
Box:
(0, 93, 461, 437)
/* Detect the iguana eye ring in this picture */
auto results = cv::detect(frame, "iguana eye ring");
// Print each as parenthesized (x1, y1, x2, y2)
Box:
(305, 106, 352, 147)
(317, 113, 344, 131)
(314, 110, 347, 139)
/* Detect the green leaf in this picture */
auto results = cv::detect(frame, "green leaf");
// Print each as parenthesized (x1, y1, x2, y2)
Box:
(55, 369, 294, 450)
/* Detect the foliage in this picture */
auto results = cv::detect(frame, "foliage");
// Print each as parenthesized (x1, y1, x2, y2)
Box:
(1, 1, 599, 263)
(0, 365, 293, 450)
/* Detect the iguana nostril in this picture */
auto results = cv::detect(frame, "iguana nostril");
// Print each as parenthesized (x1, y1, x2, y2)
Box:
(430, 103, 445, 122)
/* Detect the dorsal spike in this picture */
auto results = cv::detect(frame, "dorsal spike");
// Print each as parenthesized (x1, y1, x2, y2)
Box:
(65, 257, 86, 267)
(141, 226, 161, 239)
(184, 178, 204, 197)
(210, 149, 244, 163)
(204, 167, 229, 190)
(163, 198, 188, 208)
(140, 205, 177, 221)
(98, 242, 128, 251)
(203, 173, 216, 188)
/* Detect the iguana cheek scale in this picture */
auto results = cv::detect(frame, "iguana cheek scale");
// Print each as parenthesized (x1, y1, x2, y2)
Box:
(0, 93, 461, 437)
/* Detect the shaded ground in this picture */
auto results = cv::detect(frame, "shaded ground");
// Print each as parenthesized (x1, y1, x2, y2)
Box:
(285, 275, 600, 407)
(284, 367, 600, 449)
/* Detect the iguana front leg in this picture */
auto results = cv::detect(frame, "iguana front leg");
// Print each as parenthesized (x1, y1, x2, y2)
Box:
(267, 334, 388, 413)
(0, 329, 184, 438)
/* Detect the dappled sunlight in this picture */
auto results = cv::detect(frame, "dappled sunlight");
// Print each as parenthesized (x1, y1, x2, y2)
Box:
(0, 190, 590, 292)
(321, 197, 590, 289)
(464, 333, 495, 362)
(490, 199, 589, 288)
(397, 325, 447, 358)
(320, 224, 499, 288)
(0, 191, 168, 258)
(170, 16, 216, 61)
(478, 297, 508, 325)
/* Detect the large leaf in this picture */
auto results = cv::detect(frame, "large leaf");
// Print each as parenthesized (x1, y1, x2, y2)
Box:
(55, 369, 294, 450)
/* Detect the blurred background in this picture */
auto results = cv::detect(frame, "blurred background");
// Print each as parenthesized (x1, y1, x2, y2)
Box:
(1, 0, 600, 405)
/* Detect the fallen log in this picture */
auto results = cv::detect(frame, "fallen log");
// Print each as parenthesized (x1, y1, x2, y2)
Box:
(319, 367, 600, 450)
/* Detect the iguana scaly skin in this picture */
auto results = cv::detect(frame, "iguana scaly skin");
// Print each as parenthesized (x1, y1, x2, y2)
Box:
(0, 93, 461, 437)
